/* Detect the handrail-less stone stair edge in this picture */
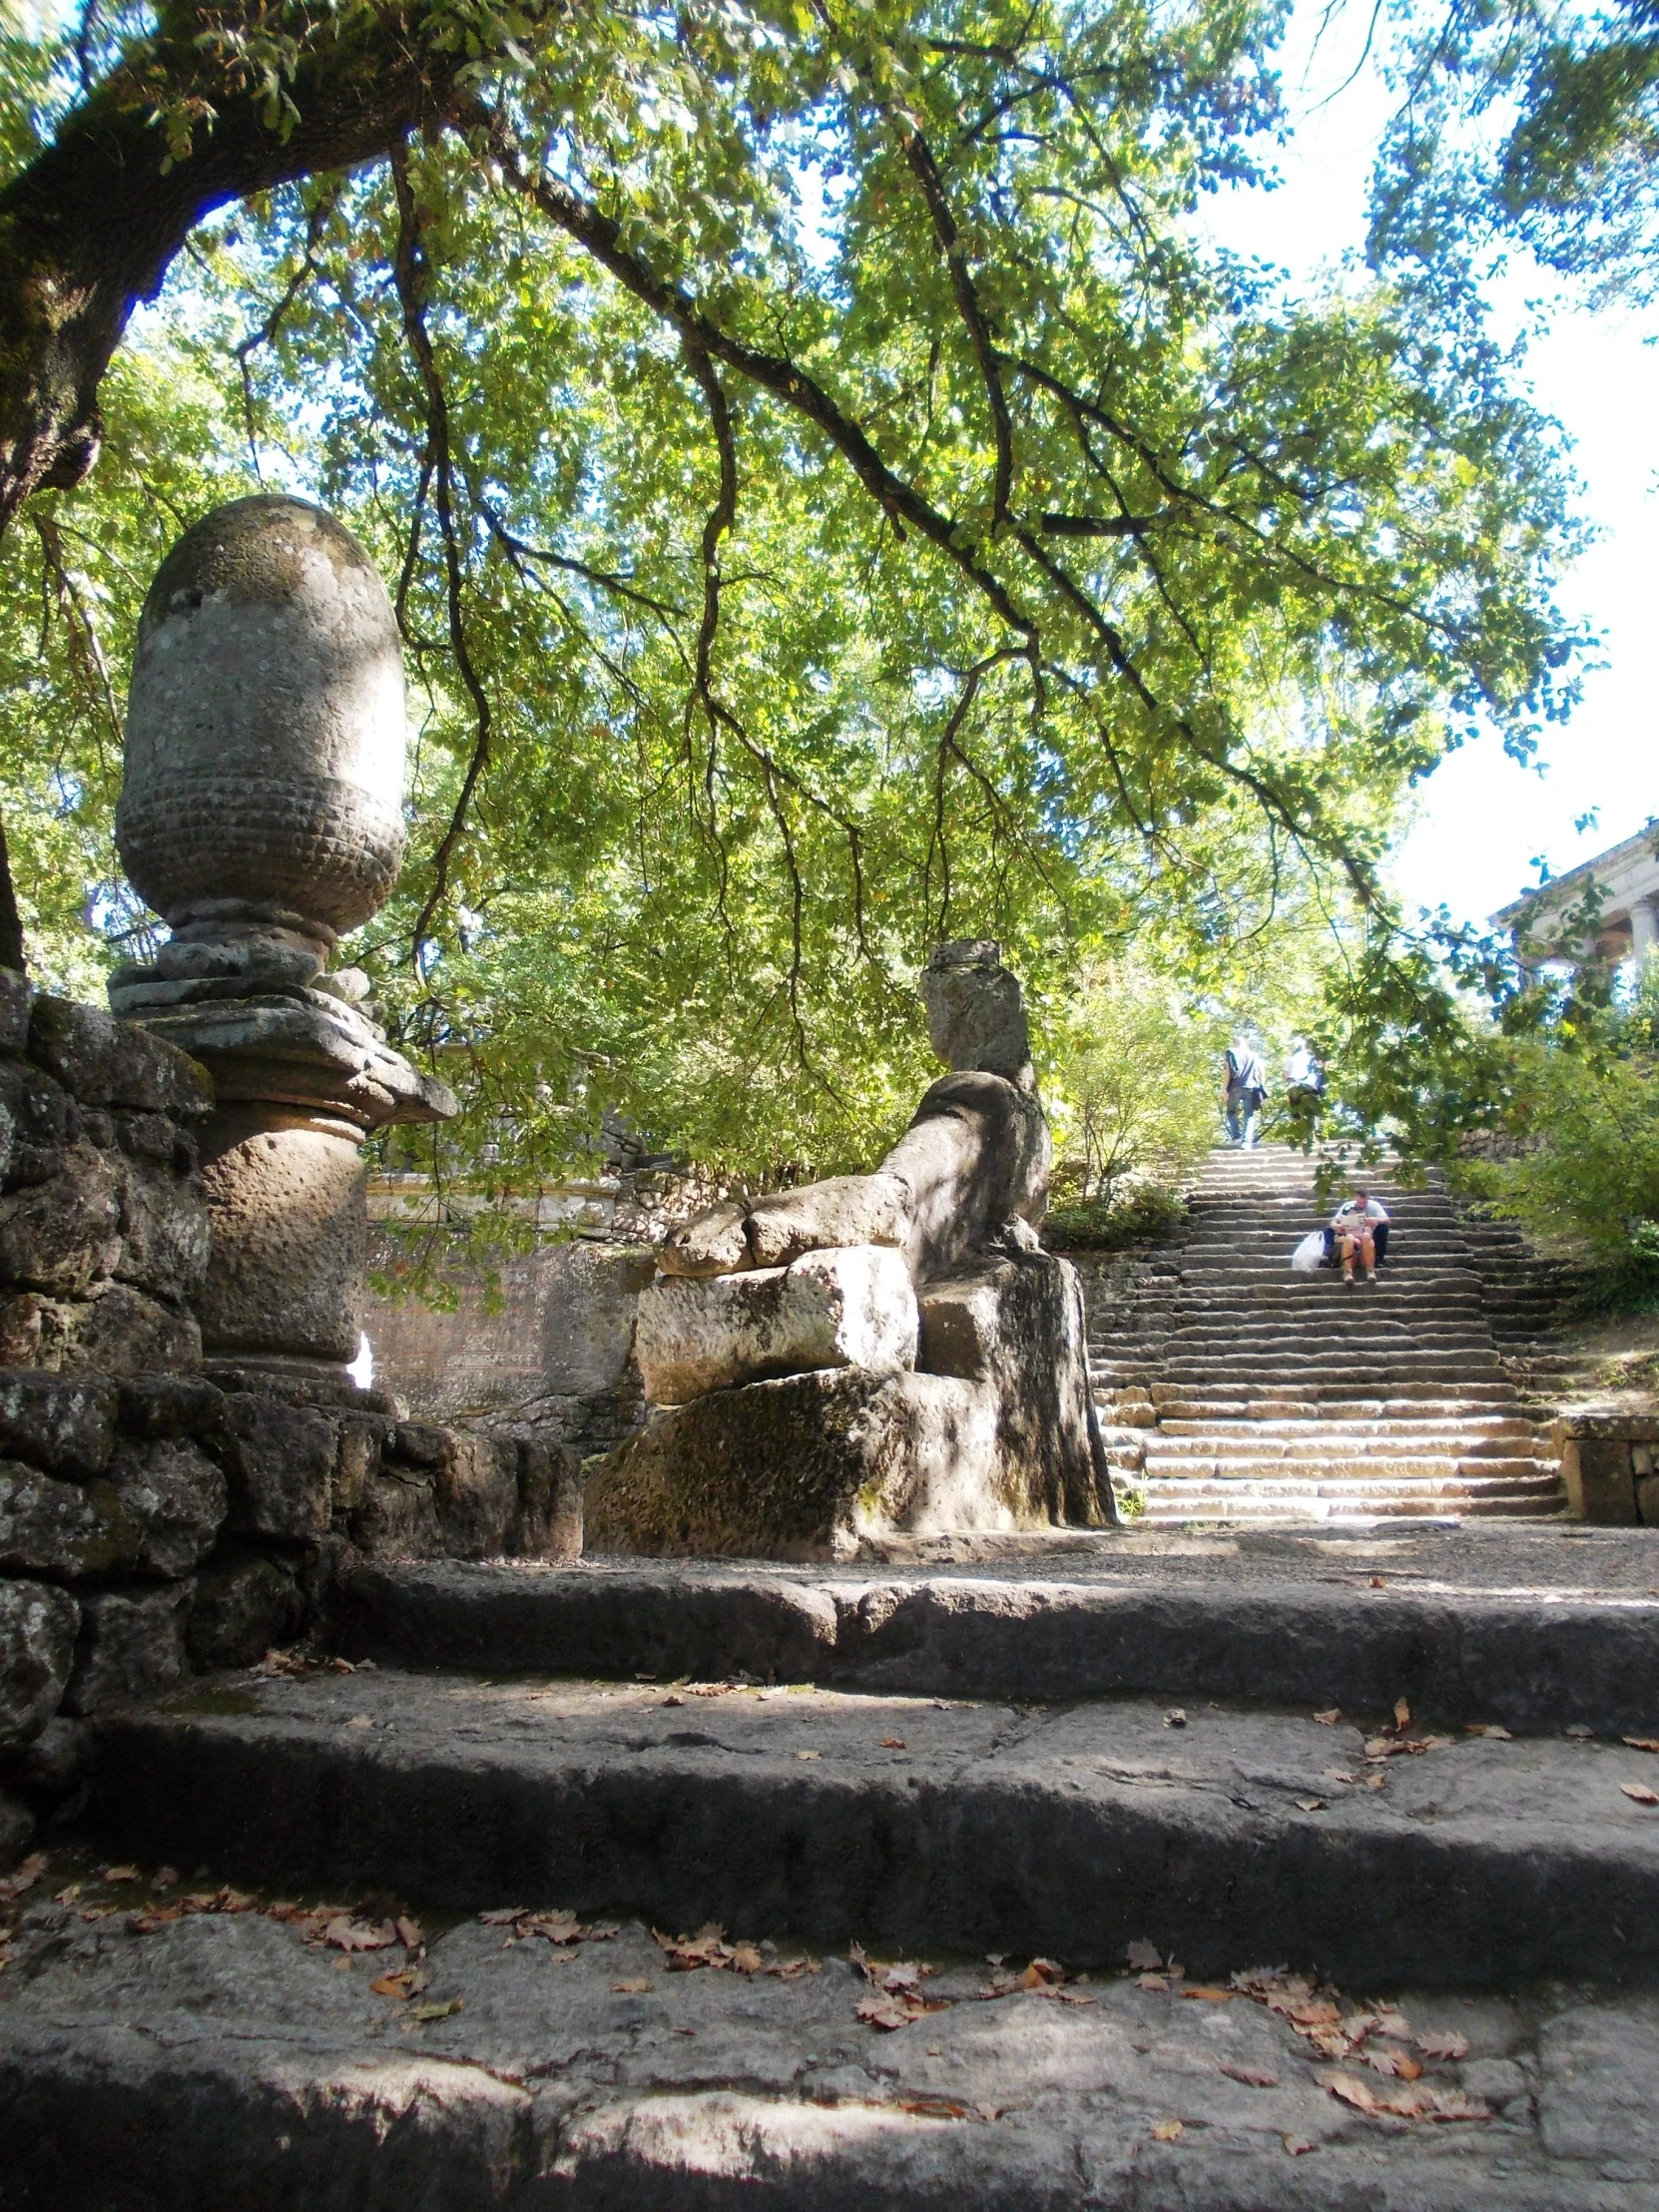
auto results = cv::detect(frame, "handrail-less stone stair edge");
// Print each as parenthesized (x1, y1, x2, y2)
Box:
(2, 497, 1657, 2212)
(1079, 1143, 1571, 1525)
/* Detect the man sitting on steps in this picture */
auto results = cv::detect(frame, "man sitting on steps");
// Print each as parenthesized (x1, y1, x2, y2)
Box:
(1328, 1189, 1390, 1284)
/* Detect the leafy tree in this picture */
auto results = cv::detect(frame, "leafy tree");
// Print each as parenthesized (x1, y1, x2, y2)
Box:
(1372, 0, 1659, 301)
(0, 0, 1586, 1182)
(1045, 960, 1225, 1201)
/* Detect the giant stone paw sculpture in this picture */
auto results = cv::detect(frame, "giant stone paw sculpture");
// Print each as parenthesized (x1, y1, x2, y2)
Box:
(586, 942, 1118, 1558)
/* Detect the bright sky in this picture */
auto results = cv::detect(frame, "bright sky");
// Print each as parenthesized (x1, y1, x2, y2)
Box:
(1198, 1, 1659, 937)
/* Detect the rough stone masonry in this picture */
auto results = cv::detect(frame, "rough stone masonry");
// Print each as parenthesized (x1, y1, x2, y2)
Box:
(587, 939, 1117, 1555)
(0, 495, 586, 1872)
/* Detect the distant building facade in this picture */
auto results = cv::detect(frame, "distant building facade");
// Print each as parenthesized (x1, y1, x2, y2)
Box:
(1492, 823, 1659, 976)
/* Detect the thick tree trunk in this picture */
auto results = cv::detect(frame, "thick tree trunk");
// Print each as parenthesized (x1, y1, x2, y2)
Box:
(0, 20, 469, 529)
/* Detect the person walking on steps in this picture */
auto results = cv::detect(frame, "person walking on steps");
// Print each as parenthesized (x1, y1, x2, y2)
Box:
(1223, 1037, 1267, 1150)
(1285, 1038, 1325, 1120)
(1329, 1189, 1389, 1283)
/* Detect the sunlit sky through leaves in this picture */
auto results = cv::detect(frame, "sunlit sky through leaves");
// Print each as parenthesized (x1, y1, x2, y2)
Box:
(1197, 0, 1658, 935)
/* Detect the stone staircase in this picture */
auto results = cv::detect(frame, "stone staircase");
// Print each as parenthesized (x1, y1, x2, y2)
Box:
(5, 1538, 1659, 2207)
(1080, 1145, 1568, 1526)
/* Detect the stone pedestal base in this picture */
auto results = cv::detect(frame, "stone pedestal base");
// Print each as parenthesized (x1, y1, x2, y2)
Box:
(586, 1251, 1113, 1558)
(195, 1106, 366, 1367)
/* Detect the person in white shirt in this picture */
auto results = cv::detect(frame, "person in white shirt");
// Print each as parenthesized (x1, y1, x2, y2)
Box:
(1328, 1190, 1390, 1283)
(1223, 1038, 1268, 1149)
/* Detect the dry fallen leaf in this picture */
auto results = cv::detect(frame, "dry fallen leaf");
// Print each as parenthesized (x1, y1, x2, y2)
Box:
(1296, 1797, 1328, 1813)
(732, 1942, 764, 1974)
(395, 1916, 423, 1948)
(795, 1750, 821, 1762)
(1221, 2063, 1279, 2087)
(1314, 1709, 1342, 1726)
(1283, 2135, 1316, 2156)
(1125, 1938, 1162, 1970)
(655, 1924, 735, 1970)
(1165, 1709, 1187, 1729)
(1415, 2030, 1470, 2060)
(1360, 2046, 1422, 2080)
(856, 1989, 940, 2031)
(408, 1998, 463, 2023)
(1368, 1575, 1385, 1589)
(153, 1868, 178, 1891)
(1621, 1782, 1659, 1806)
(98, 1865, 141, 1884)
(880, 1738, 906, 1750)
(1465, 1724, 1512, 1741)
(1150, 2119, 1183, 2142)
(1622, 1736, 1659, 1754)
(1393, 1698, 1411, 1732)
(1021, 1957, 1065, 1987)
(612, 1977, 653, 1994)
(322, 1917, 398, 1952)
(1318, 2069, 1491, 2122)
(370, 1968, 428, 1999)
(0, 1855, 47, 1903)
(1182, 1985, 1235, 2003)
(1137, 1972, 1169, 1992)
(897, 2094, 972, 2121)
(326, 1657, 355, 1674)
(661, 1695, 685, 1708)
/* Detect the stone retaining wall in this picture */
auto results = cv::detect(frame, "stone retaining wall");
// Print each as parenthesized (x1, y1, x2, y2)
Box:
(0, 977, 580, 1866)
(1552, 1410, 1659, 1525)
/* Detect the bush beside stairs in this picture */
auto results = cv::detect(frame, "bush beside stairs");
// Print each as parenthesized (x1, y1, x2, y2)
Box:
(1079, 1143, 1570, 1525)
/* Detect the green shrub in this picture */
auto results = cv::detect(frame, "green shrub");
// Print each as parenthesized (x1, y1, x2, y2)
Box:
(1042, 1183, 1188, 1252)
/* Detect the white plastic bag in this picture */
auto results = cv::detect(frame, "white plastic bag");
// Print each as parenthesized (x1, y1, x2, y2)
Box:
(1291, 1231, 1326, 1275)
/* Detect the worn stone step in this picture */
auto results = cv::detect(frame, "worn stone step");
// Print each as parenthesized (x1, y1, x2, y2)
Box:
(302, 1557, 1659, 1729)
(86, 1665, 1659, 1993)
(1139, 1462, 1558, 1492)
(4, 1887, 1654, 2212)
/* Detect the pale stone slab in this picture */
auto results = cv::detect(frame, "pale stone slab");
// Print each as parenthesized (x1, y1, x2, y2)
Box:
(635, 1245, 918, 1405)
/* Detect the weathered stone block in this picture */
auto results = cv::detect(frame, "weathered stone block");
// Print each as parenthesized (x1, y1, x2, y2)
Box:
(393, 1421, 450, 1469)
(114, 1149, 212, 1303)
(117, 1372, 225, 1442)
(0, 1458, 124, 1577)
(187, 1547, 302, 1669)
(59, 1283, 201, 1378)
(0, 1369, 117, 1477)
(636, 1246, 918, 1404)
(513, 1439, 583, 1561)
(1638, 1473, 1659, 1528)
(0, 1787, 34, 1867)
(62, 1582, 193, 1716)
(107, 1438, 227, 1578)
(745, 1177, 909, 1271)
(0, 1059, 74, 1168)
(27, 993, 211, 1117)
(0, 1142, 122, 1294)
(434, 1433, 517, 1558)
(1559, 1434, 1639, 1524)
(332, 1415, 389, 1515)
(592, 1250, 1109, 1557)
(351, 1469, 439, 1558)
(10, 1713, 92, 1795)
(0, 966, 33, 1057)
(0, 1578, 79, 1751)
(588, 1368, 996, 1558)
(221, 1392, 336, 1540)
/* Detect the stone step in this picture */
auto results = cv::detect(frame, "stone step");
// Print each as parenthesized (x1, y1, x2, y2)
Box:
(1138, 1492, 1567, 1524)
(85, 1661, 1659, 1992)
(1139, 1460, 1558, 1490)
(1142, 1397, 1532, 1422)
(5, 1883, 1655, 2211)
(1146, 1435, 1552, 1462)
(1155, 1418, 1539, 1441)
(309, 1558, 1655, 1727)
